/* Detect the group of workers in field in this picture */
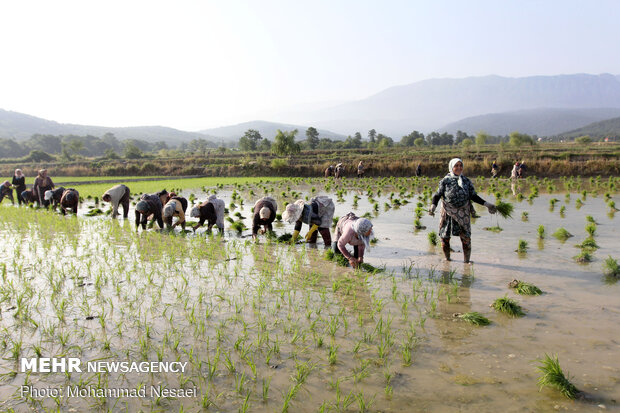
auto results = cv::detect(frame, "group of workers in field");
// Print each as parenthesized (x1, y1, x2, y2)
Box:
(2, 157, 499, 266)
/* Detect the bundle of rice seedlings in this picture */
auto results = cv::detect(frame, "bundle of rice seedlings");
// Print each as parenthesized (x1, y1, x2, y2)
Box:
(495, 201, 514, 219)
(85, 208, 104, 217)
(549, 198, 559, 207)
(521, 211, 529, 221)
(509, 280, 543, 295)
(575, 237, 599, 251)
(573, 250, 592, 263)
(552, 228, 573, 241)
(585, 215, 596, 224)
(276, 233, 293, 242)
(537, 225, 545, 239)
(517, 240, 528, 253)
(602, 256, 620, 277)
(559, 205, 566, 216)
(483, 226, 503, 233)
(536, 354, 579, 399)
(585, 223, 597, 237)
(608, 200, 618, 211)
(275, 213, 282, 222)
(427, 231, 438, 246)
(324, 249, 348, 267)
(230, 221, 246, 233)
(492, 296, 525, 317)
(359, 263, 385, 274)
(457, 312, 490, 326)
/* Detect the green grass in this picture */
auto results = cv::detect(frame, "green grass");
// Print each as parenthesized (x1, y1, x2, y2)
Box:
(457, 312, 490, 326)
(536, 354, 579, 399)
(492, 296, 525, 317)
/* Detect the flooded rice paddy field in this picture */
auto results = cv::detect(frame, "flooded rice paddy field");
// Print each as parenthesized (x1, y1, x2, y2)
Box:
(0, 176, 619, 412)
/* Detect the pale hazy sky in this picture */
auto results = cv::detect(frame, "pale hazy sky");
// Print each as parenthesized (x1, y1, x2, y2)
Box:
(1, 0, 619, 130)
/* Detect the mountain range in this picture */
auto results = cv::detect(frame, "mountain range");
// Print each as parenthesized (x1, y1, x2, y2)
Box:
(2, 73, 620, 144)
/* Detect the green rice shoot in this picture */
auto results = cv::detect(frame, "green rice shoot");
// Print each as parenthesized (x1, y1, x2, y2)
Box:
(552, 228, 573, 241)
(603, 256, 620, 277)
(495, 201, 514, 219)
(492, 296, 525, 317)
(513, 281, 543, 295)
(536, 354, 579, 399)
(458, 312, 490, 326)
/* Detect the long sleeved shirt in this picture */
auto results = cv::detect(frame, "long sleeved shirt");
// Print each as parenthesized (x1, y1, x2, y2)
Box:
(12, 176, 26, 190)
(103, 184, 130, 217)
(294, 202, 322, 232)
(60, 189, 79, 214)
(336, 219, 365, 260)
(252, 198, 276, 235)
(135, 194, 163, 229)
(164, 197, 187, 226)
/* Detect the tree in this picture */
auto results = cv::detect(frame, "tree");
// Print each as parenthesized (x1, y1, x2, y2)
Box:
(368, 129, 377, 144)
(401, 130, 424, 146)
(272, 129, 300, 156)
(414, 137, 426, 147)
(575, 135, 592, 144)
(259, 138, 272, 151)
(27, 150, 54, 162)
(509, 131, 534, 146)
(475, 131, 489, 146)
(305, 127, 319, 150)
(376, 134, 393, 148)
(461, 138, 473, 147)
(238, 129, 263, 151)
(124, 142, 143, 159)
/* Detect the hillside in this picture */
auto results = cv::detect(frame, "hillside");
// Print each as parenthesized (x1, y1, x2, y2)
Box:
(199, 120, 346, 141)
(300, 74, 620, 136)
(558, 116, 620, 139)
(441, 108, 620, 136)
(0, 109, 217, 145)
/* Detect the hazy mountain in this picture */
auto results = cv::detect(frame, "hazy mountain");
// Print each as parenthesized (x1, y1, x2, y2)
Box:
(557, 116, 620, 139)
(0, 109, 217, 145)
(441, 108, 620, 136)
(300, 74, 620, 136)
(199, 120, 346, 141)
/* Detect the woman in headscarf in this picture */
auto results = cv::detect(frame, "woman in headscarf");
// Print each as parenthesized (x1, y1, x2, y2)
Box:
(0, 181, 14, 204)
(333, 212, 374, 269)
(429, 158, 497, 263)
(324, 165, 334, 178)
(33, 169, 54, 207)
(190, 195, 225, 233)
(334, 163, 344, 179)
(162, 195, 188, 229)
(252, 196, 277, 240)
(135, 190, 167, 230)
(282, 196, 335, 245)
(511, 161, 520, 179)
(102, 184, 131, 218)
(12, 169, 26, 205)
(59, 188, 79, 215)
(357, 161, 365, 178)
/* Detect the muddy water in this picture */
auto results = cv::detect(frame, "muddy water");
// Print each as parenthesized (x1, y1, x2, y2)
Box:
(0, 179, 619, 412)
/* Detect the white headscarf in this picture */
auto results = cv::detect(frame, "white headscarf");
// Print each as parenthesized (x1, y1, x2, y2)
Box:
(44, 190, 54, 201)
(163, 201, 177, 218)
(14, 169, 23, 178)
(259, 206, 271, 220)
(190, 206, 200, 218)
(352, 218, 374, 250)
(448, 158, 464, 188)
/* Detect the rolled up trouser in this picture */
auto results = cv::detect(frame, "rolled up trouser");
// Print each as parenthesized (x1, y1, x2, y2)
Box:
(309, 227, 331, 245)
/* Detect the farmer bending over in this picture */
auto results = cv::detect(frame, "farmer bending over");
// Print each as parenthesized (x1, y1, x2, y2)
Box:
(135, 190, 167, 230)
(102, 184, 131, 218)
(252, 196, 277, 241)
(282, 196, 334, 245)
(190, 195, 225, 233)
(333, 213, 374, 269)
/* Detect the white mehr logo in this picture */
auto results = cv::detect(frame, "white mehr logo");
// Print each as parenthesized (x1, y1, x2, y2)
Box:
(21, 358, 82, 373)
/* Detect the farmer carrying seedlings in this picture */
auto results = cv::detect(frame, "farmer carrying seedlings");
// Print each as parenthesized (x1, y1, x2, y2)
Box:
(333, 213, 374, 269)
(44, 187, 66, 208)
(252, 196, 277, 240)
(135, 190, 167, 230)
(102, 184, 131, 218)
(429, 158, 497, 263)
(282, 196, 335, 245)
(190, 195, 225, 233)
(59, 188, 79, 215)
(33, 169, 54, 207)
(163, 195, 188, 229)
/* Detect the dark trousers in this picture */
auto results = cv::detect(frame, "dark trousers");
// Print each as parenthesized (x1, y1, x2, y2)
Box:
(0, 191, 14, 204)
(308, 227, 332, 245)
(16, 187, 26, 205)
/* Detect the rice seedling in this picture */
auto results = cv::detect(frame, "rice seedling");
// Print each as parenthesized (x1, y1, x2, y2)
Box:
(537, 225, 545, 239)
(456, 312, 490, 326)
(585, 223, 597, 237)
(602, 256, 620, 277)
(517, 239, 528, 253)
(427, 231, 438, 246)
(552, 228, 573, 241)
(492, 296, 525, 317)
(575, 237, 599, 251)
(536, 354, 579, 399)
(573, 250, 592, 263)
(521, 211, 529, 221)
(495, 201, 514, 219)
(508, 280, 543, 295)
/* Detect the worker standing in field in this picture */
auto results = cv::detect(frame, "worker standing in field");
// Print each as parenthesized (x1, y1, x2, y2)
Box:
(511, 161, 520, 179)
(429, 158, 497, 263)
(33, 169, 54, 207)
(135, 190, 168, 230)
(416, 163, 422, 177)
(282, 196, 335, 245)
(12, 169, 26, 205)
(357, 161, 365, 178)
(59, 188, 79, 215)
(190, 195, 225, 233)
(163, 195, 188, 230)
(333, 212, 374, 269)
(102, 184, 131, 218)
(252, 196, 277, 241)
(491, 160, 499, 178)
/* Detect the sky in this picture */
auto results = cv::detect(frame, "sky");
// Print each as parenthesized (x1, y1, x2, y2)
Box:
(1, 0, 619, 131)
